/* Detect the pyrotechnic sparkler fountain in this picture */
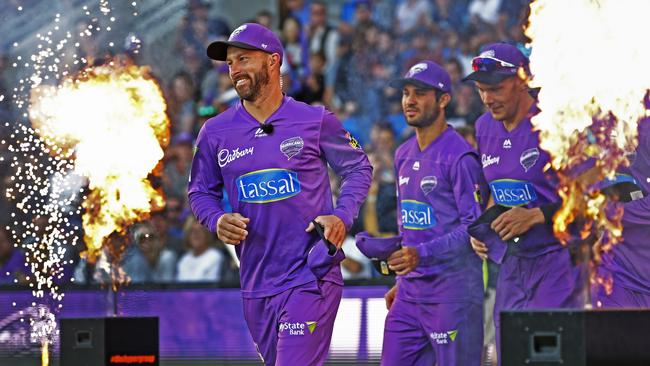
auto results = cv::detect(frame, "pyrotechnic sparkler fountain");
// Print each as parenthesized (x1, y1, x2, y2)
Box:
(3, 1, 168, 364)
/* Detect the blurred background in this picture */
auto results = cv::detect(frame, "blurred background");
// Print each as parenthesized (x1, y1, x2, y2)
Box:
(0, 0, 531, 364)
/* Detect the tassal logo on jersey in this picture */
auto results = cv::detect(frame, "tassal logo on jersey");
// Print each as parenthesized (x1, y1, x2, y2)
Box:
(489, 179, 538, 207)
(400, 200, 436, 230)
(236, 169, 301, 203)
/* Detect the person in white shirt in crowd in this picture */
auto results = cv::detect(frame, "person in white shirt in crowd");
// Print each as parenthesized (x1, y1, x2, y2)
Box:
(176, 217, 225, 282)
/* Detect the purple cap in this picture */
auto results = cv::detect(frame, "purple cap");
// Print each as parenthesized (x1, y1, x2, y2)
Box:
(355, 232, 402, 276)
(307, 240, 345, 279)
(207, 23, 283, 64)
(467, 205, 510, 264)
(463, 43, 529, 84)
(389, 60, 452, 94)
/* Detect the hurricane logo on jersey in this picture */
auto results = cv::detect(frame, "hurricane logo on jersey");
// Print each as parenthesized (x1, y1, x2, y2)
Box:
(520, 148, 540, 172)
(236, 169, 301, 203)
(420, 176, 437, 194)
(400, 200, 436, 230)
(280, 137, 304, 160)
(489, 179, 538, 207)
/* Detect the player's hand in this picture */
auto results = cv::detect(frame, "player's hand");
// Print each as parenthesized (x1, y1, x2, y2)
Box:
(305, 215, 346, 249)
(470, 236, 488, 260)
(216, 213, 250, 245)
(491, 207, 544, 241)
(384, 285, 398, 310)
(387, 247, 419, 276)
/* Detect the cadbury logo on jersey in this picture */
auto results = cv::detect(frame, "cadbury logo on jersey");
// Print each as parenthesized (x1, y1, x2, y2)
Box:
(400, 200, 436, 230)
(489, 179, 538, 207)
(236, 168, 301, 203)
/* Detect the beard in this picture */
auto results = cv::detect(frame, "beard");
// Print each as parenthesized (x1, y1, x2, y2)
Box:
(405, 106, 440, 128)
(234, 66, 270, 102)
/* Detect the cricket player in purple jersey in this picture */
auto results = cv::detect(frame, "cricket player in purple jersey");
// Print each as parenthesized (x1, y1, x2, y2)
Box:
(463, 43, 578, 361)
(187, 23, 372, 365)
(380, 61, 488, 366)
(595, 113, 650, 308)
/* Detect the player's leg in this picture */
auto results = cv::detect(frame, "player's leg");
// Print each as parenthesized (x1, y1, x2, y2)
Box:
(493, 255, 527, 364)
(525, 249, 578, 309)
(242, 296, 278, 366)
(275, 280, 342, 366)
(381, 297, 435, 366)
(426, 302, 484, 366)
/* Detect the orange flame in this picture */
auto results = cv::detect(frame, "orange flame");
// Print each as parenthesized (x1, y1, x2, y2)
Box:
(29, 60, 169, 262)
(526, 0, 650, 300)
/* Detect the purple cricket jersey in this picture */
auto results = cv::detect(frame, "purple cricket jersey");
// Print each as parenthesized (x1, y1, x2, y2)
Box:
(600, 117, 650, 297)
(475, 105, 562, 257)
(188, 96, 372, 298)
(394, 126, 487, 304)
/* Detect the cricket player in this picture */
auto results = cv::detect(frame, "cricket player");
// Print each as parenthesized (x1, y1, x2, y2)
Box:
(595, 110, 650, 308)
(188, 23, 372, 365)
(382, 60, 487, 366)
(464, 43, 578, 360)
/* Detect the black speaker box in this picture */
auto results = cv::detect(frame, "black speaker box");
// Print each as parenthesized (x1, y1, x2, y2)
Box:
(60, 317, 159, 366)
(501, 309, 650, 366)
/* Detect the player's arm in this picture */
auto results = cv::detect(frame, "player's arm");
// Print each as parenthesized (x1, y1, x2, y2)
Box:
(618, 194, 650, 226)
(188, 127, 248, 245)
(311, 111, 373, 246)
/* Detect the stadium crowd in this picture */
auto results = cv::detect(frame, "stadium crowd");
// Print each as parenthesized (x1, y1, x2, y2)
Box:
(0, 0, 531, 286)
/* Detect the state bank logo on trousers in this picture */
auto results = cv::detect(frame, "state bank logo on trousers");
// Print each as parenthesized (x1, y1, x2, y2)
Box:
(430, 329, 458, 345)
(279, 321, 318, 336)
(236, 169, 301, 203)
(400, 200, 436, 230)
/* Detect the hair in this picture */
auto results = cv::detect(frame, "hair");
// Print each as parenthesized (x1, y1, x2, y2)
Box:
(374, 121, 395, 136)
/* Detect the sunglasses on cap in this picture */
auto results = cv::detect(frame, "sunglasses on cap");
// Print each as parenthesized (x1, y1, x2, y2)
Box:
(471, 56, 517, 73)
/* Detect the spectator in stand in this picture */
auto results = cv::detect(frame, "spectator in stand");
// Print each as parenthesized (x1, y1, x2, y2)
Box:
(395, 0, 432, 37)
(175, 0, 230, 55)
(455, 125, 477, 149)
(295, 52, 326, 105)
(363, 122, 398, 236)
(0, 227, 28, 285)
(281, 0, 311, 29)
(468, 0, 503, 26)
(165, 196, 188, 254)
(166, 71, 197, 135)
(307, 1, 339, 77)
(176, 217, 225, 282)
(281, 16, 308, 95)
(162, 132, 194, 203)
(125, 221, 177, 283)
(403, 31, 441, 72)
(255, 9, 274, 29)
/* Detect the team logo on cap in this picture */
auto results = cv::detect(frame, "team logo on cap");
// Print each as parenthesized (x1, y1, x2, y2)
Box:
(420, 176, 437, 194)
(479, 49, 495, 58)
(407, 63, 428, 77)
(280, 136, 304, 160)
(229, 24, 247, 40)
(520, 148, 540, 172)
